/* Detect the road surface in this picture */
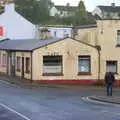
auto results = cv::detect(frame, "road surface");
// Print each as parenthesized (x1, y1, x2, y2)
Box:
(0, 81, 119, 120)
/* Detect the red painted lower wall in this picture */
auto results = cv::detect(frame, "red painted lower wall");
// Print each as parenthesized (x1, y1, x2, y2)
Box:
(36, 79, 97, 85)
(1, 72, 120, 86)
(35, 79, 120, 86)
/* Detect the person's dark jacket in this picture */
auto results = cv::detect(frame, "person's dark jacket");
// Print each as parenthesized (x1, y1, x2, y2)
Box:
(105, 72, 115, 85)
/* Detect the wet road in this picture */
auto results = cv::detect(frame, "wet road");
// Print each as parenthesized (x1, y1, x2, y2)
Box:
(0, 81, 120, 120)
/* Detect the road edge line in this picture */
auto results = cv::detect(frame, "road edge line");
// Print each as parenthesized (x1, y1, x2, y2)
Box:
(0, 103, 31, 120)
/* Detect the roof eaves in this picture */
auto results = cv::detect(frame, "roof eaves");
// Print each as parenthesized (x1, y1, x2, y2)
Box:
(73, 24, 97, 29)
(72, 39, 97, 49)
(0, 48, 32, 52)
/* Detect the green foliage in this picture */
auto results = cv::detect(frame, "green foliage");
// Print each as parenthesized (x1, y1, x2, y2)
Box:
(14, 0, 95, 25)
(15, 0, 50, 24)
(74, 0, 88, 25)
(0, 5, 4, 14)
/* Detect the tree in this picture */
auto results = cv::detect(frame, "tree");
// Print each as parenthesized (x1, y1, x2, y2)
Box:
(15, 0, 50, 24)
(0, 4, 4, 14)
(74, 0, 88, 25)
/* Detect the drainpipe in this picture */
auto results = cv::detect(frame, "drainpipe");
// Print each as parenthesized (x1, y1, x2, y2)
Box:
(96, 45, 101, 81)
(31, 51, 33, 81)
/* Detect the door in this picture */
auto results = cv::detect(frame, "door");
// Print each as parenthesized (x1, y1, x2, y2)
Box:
(11, 52, 15, 76)
(22, 57, 24, 78)
(8, 52, 12, 75)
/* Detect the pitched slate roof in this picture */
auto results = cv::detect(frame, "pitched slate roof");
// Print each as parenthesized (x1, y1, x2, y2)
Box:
(98, 5, 120, 13)
(55, 5, 77, 12)
(0, 37, 97, 52)
(0, 38, 61, 51)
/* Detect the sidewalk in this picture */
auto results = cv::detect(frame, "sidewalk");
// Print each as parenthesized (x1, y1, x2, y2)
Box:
(0, 75, 119, 90)
(89, 96, 120, 105)
(0, 75, 120, 105)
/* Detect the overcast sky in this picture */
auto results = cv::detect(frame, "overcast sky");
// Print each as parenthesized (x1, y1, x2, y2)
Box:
(52, 0, 120, 12)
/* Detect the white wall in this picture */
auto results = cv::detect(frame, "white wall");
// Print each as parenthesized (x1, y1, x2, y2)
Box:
(47, 27, 73, 38)
(50, 6, 58, 16)
(0, 3, 36, 39)
(50, 6, 69, 17)
(92, 7, 102, 18)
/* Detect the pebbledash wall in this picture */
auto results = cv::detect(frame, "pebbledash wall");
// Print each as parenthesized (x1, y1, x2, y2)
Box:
(32, 38, 99, 84)
(74, 20, 120, 85)
(97, 20, 120, 85)
(0, 38, 99, 85)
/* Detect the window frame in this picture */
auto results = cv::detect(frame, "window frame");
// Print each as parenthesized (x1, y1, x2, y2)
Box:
(78, 56, 91, 75)
(106, 60, 117, 74)
(2, 54, 7, 67)
(117, 30, 120, 45)
(43, 55, 63, 76)
(16, 56, 21, 72)
(25, 57, 30, 74)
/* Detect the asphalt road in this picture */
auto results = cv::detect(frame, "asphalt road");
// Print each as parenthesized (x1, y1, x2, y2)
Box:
(0, 81, 120, 120)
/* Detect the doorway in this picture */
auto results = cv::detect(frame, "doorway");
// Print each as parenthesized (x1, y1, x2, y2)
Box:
(22, 57, 24, 78)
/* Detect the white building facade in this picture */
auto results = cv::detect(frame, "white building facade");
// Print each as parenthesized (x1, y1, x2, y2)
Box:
(0, 3, 36, 39)
(39, 26, 73, 39)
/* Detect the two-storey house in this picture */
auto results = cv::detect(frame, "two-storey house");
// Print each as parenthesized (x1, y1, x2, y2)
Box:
(50, 5, 77, 17)
(92, 3, 120, 19)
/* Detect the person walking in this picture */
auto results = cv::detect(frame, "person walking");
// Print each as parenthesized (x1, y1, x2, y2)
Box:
(104, 72, 115, 96)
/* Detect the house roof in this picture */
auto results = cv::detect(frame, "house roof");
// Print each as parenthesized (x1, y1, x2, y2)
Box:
(73, 24, 97, 29)
(55, 5, 77, 12)
(0, 38, 61, 51)
(98, 5, 120, 13)
(0, 37, 97, 52)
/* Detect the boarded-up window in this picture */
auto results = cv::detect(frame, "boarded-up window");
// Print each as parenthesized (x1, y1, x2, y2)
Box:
(78, 56, 91, 75)
(43, 56, 62, 75)
(16, 57, 21, 71)
(26, 57, 30, 73)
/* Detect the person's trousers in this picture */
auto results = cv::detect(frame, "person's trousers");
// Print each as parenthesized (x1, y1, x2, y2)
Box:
(107, 84, 113, 96)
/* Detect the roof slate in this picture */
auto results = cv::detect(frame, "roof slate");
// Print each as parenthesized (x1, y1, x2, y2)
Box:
(0, 38, 60, 51)
(98, 5, 120, 13)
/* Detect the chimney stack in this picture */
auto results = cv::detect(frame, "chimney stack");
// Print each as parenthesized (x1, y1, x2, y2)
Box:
(4, 0, 15, 13)
(111, 3, 115, 7)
